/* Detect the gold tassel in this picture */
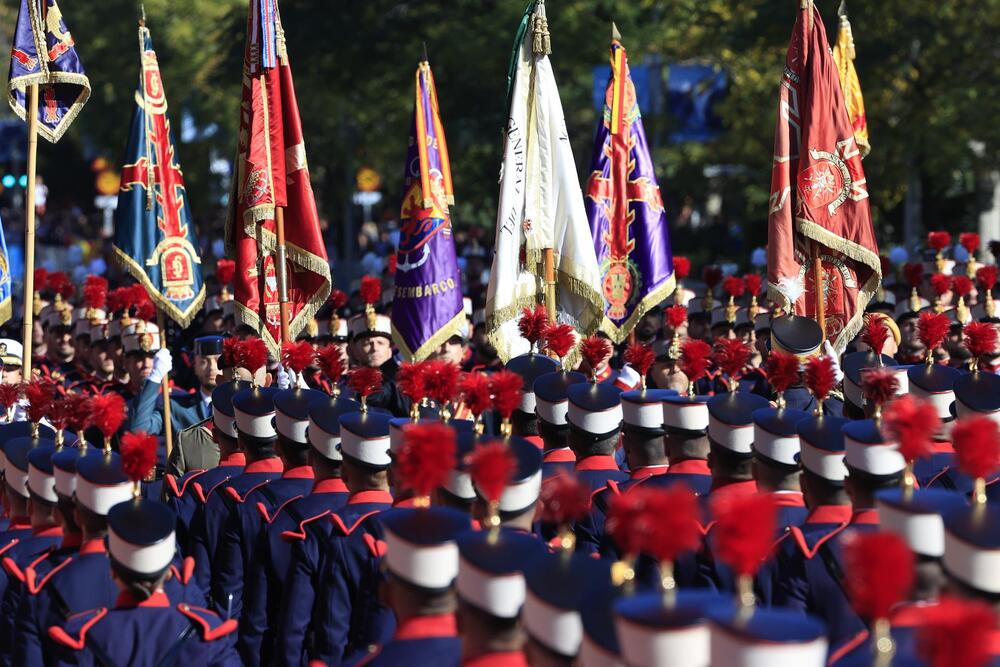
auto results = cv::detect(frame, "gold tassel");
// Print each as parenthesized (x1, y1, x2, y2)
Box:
(531, 14, 551, 56)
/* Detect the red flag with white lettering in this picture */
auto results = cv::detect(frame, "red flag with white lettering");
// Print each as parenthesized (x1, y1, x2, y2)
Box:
(767, 2, 881, 351)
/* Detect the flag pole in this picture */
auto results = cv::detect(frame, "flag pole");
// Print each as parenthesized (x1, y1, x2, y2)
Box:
(813, 243, 826, 339)
(543, 248, 556, 322)
(20, 83, 39, 372)
(156, 308, 174, 460)
(276, 206, 290, 343)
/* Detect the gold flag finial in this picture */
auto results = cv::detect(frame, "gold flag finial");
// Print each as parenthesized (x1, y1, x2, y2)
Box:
(611, 21, 621, 42)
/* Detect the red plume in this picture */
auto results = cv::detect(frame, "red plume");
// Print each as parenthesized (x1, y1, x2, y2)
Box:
(976, 265, 998, 292)
(329, 289, 349, 309)
(960, 232, 981, 254)
(65, 393, 89, 433)
(87, 393, 127, 439)
(702, 265, 722, 289)
(953, 275, 974, 299)
(542, 323, 576, 359)
(664, 305, 687, 329)
(238, 338, 269, 373)
(316, 346, 346, 384)
(222, 338, 242, 368)
(711, 493, 778, 577)
(766, 350, 801, 394)
(722, 276, 746, 298)
(580, 335, 612, 372)
(606, 489, 651, 557)
(360, 276, 382, 305)
(47, 396, 72, 432)
(539, 474, 592, 525)
(280, 341, 316, 374)
(215, 259, 236, 286)
(397, 423, 457, 497)
(861, 368, 900, 407)
(804, 356, 837, 401)
(861, 314, 890, 356)
(743, 273, 762, 298)
(83, 276, 108, 310)
(424, 360, 460, 406)
(965, 322, 999, 358)
(33, 268, 48, 291)
(672, 256, 691, 280)
(624, 343, 655, 379)
(468, 441, 516, 504)
(131, 285, 156, 321)
(679, 339, 712, 383)
(904, 262, 924, 288)
(882, 395, 940, 462)
(712, 338, 751, 380)
(0, 383, 20, 409)
(460, 372, 492, 418)
(488, 370, 523, 421)
(929, 273, 952, 297)
(952, 415, 1000, 480)
(106, 287, 127, 314)
(843, 531, 915, 621)
(23, 379, 55, 423)
(517, 305, 548, 347)
(917, 596, 998, 667)
(396, 361, 428, 404)
(643, 485, 702, 564)
(918, 312, 951, 350)
(348, 367, 383, 401)
(927, 231, 952, 251)
(46, 272, 75, 300)
(120, 432, 158, 483)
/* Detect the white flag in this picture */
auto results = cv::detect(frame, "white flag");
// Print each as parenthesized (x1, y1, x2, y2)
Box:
(485, 1, 603, 362)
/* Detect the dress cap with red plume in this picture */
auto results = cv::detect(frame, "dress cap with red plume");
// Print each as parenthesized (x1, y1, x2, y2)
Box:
(468, 436, 542, 514)
(517, 304, 548, 350)
(397, 422, 457, 498)
(842, 531, 914, 622)
(706, 389, 769, 455)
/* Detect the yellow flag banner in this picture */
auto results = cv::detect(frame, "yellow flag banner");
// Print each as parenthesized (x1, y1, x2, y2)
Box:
(833, 6, 870, 157)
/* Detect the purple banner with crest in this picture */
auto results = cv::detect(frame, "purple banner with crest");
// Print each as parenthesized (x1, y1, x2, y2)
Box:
(390, 61, 464, 361)
(585, 39, 674, 342)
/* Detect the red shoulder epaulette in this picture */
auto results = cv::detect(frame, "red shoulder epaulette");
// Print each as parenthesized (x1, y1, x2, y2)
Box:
(176, 604, 238, 641)
(280, 511, 332, 542)
(169, 557, 196, 586)
(362, 534, 387, 558)
(788, 522, 849, 560)
(225, 479, 271, 505)
(165, 469, 208, 499)
(0, 538, 21, 559)
(330, 510, 382, 537)
(27, 554, 75, 595)
(47, 607, 108, 650)
(257, 495, 304, 524)
(193, 476, 233, 505)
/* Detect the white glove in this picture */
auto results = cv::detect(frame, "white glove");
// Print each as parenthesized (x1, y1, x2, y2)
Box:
(276, 364, 291, 390)
(148, 348, 173, 384)
(823, 341, 844, 383)
(295, 370, 310, 390)
(11, 398, 29, 423)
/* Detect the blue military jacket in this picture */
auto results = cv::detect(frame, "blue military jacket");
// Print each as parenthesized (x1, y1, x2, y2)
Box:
(165, 453, 246, 551)
(357, 614, 461, 667)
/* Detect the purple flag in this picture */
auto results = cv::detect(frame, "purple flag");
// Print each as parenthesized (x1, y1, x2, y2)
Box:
(390, 61, 464, 361)
(7, 0, 90, 143)
(585, 36, 674, 342)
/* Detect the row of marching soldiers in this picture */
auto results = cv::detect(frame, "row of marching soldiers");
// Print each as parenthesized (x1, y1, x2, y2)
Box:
(0, 284, 999, 666)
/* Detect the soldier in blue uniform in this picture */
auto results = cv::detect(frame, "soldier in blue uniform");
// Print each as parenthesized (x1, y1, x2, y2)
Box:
(505, 349, 559, 448)
(277, 408, 395, 666)
(15, 444, 137, 664)
(565, 380, 627, 494)
(237, 391, 354, 665)
(576, 387, 673, 555)
(164, 380, 249, 550)
(533, 369, 586, 481)
(357, 507, 471, 666)
(907, 352, 962, 486)
(751, 402, 810, 531)
(655, 394, 713, 494)
(470, 436, 542, 537)
(454, 528, 544, 667)
(188, 354, 283, 599)
(46, 484, 241, 665)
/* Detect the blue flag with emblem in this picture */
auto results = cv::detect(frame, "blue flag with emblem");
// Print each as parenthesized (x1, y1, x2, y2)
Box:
(6, 0, 90, 143)
(112, 22, 204, 327)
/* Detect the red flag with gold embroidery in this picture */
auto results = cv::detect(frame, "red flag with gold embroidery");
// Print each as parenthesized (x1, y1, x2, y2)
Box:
(225, 0, 331, 352)
(767, 2, 881, 351)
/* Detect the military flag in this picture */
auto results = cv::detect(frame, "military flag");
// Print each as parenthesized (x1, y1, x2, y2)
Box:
(832, 1, 870, 157)
(390, 60, 464, 361)
(6, 0, 90, 143)
(485, 1, 603, 362)
(586, 27, 675, 342)
(767, 2, 881, 351)
(112, 22, 204, 327)
(225, 0, 331, 352)
(0, 219, 12, 326)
